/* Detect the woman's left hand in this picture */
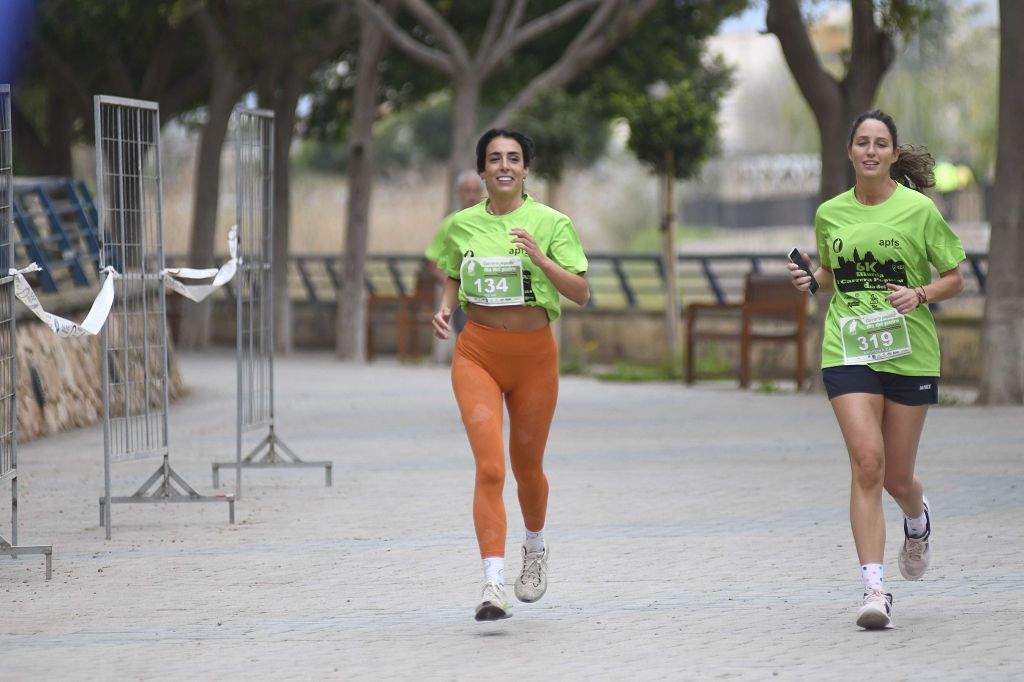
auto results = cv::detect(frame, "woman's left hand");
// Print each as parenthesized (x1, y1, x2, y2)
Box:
(509, 227, 546, 266)
(885, 283, 919, 314)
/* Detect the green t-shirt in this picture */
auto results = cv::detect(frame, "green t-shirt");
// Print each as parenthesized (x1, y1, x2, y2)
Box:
(438, 195, 588, 321)
(815, 183, 965, 375)
(425, 213, 455, 263)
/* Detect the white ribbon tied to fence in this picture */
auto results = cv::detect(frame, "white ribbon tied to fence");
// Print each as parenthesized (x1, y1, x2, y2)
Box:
(161, 226, 239, 302)
(9, 263, 119, 337)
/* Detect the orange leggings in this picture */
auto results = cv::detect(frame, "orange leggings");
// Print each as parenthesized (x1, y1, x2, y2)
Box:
(452, 321, 559, 558)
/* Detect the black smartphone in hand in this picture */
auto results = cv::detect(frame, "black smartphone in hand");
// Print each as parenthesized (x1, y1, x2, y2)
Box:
(788, 248, 819, 294)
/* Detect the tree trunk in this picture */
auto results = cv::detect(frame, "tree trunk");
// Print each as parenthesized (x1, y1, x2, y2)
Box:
(268, 71, 302, 355)
(766, 0, 892, 204)
(177, 61, 243, 349)
(446, 78, 481, 213)
(546, 178, 561, 209)
(44, 75, 75, 176)
(336, 1, 395, 360)
(977, 0, 1024, 404)
(661, 158, 680, 376)
(766, 0, 897, 391)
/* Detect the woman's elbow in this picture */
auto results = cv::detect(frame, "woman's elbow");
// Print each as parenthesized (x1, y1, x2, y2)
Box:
(574, 286, 591, 307)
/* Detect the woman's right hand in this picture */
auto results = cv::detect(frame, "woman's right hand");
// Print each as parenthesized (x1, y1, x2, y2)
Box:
(787, 252, 814, 292)
(433, 306, 452, 340)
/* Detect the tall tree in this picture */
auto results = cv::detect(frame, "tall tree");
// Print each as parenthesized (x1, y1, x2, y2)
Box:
(978, 0, 1024, 404)
(355, 0, 658, 211)
(177, 0, 356, 351)
(4, 0, 207, 175)
(254, 2, 358, 353)
(336, 0, 399, 360)
(616, 68, 732, 373)
(766, 0, 932, 204)
(176, 0, 257, 349)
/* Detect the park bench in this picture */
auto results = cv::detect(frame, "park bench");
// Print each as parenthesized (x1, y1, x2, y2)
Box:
(366, 260, 436, 361)
(685, 272, 808, 388)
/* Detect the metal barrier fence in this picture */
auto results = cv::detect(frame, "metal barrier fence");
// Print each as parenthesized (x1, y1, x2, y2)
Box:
(94, 95, 233, 538)
(211, 107, 330, 494)
(0, 83, 52, 578)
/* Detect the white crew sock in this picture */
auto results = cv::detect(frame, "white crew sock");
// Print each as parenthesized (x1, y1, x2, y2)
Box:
(862, 563, 884, 592)
(483, 557, 504, 584)
(905, 510, 929, 538)
(525, 528, 545, 553)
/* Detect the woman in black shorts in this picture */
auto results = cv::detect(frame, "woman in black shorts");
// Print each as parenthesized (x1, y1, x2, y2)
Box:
(788, 110, 965, 629)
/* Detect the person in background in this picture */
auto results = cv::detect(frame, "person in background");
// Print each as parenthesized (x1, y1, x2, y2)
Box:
(788, 110, 965, 630)
(426, 171, 485, 347)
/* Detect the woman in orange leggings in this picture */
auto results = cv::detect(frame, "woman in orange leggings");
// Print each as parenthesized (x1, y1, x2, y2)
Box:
(432, 128, 589, 621)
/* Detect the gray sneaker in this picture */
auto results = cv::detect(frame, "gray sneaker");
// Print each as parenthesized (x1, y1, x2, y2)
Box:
(856, 589, 894, 629)
(899, 497, 932, 581)
(475, 579, 512, 621)
(514, 545, 549, 603)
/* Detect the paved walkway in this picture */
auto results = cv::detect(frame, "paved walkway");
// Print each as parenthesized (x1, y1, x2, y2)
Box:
(3, 351, 1023, 680)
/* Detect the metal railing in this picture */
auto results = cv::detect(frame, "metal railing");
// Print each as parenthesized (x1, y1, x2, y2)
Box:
(206, 251, 985, 316)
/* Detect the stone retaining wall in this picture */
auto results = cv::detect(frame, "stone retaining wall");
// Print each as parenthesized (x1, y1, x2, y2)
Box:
(14, 308, 184, 444)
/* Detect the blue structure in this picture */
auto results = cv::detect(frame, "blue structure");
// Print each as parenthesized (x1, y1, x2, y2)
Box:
(11, 178, 101, 292)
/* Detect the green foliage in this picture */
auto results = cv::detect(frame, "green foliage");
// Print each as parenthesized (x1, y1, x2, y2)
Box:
(614, 59, 733, 179)
(570, 0, 748, 113)
(594, 359, 682, 382)
(876, 0, 998, 178)
(509, 90, 610, 182)
(580, 0, 745, 181)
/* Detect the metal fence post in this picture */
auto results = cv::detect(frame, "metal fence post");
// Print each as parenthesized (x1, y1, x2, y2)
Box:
(0, 84, 52, 578)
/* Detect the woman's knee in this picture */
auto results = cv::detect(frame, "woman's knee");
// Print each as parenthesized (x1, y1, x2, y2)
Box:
(849, 444, 885, 489)
(510, 463, 547, 491)
(884, 475, 914, 501)
(475, 459, 505, 491)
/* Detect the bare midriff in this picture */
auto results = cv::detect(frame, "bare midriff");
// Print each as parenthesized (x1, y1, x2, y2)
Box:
(466, 303, 549, 331)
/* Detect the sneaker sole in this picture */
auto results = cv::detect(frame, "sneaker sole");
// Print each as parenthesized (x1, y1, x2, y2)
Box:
(856, 609, 892, 630)
(515, 592, 544, 603)
(475, 604, 511, 621)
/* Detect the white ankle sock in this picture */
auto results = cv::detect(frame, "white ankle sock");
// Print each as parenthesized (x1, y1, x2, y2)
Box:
(525, 528, 545, 553)
(483, 557, 504, 584)
(905, 510, 929, 538)
(862, 563, 884, 592)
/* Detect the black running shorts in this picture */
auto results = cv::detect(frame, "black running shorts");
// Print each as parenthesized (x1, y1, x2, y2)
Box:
(822, 365, 939, 406)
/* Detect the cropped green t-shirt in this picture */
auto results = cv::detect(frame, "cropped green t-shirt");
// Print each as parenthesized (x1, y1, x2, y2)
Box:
(438, 195, 588, 321)
(815, 183, 965, 376)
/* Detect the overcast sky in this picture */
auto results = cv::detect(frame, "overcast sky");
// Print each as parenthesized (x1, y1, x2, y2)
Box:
(719, 0, 999, 34)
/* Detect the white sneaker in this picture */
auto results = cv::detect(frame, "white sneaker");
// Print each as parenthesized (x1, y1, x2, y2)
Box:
(514, 545, 549, 603)
(856, 589, 894, 629)
(899, 497, 932, 581)
(475, 579, 512, 621)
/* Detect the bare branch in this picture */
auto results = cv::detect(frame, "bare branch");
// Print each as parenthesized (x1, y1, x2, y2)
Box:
(354, 0, 455, 74)
(398, 0, 474, 68)
(765, 0, 839, 122)
(505, 0, 603, 55)
(479, 0, 511, 53)
(480, 0, 602, 74)
(845, 0, 894, 100)
(488, 0, 656, 126)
